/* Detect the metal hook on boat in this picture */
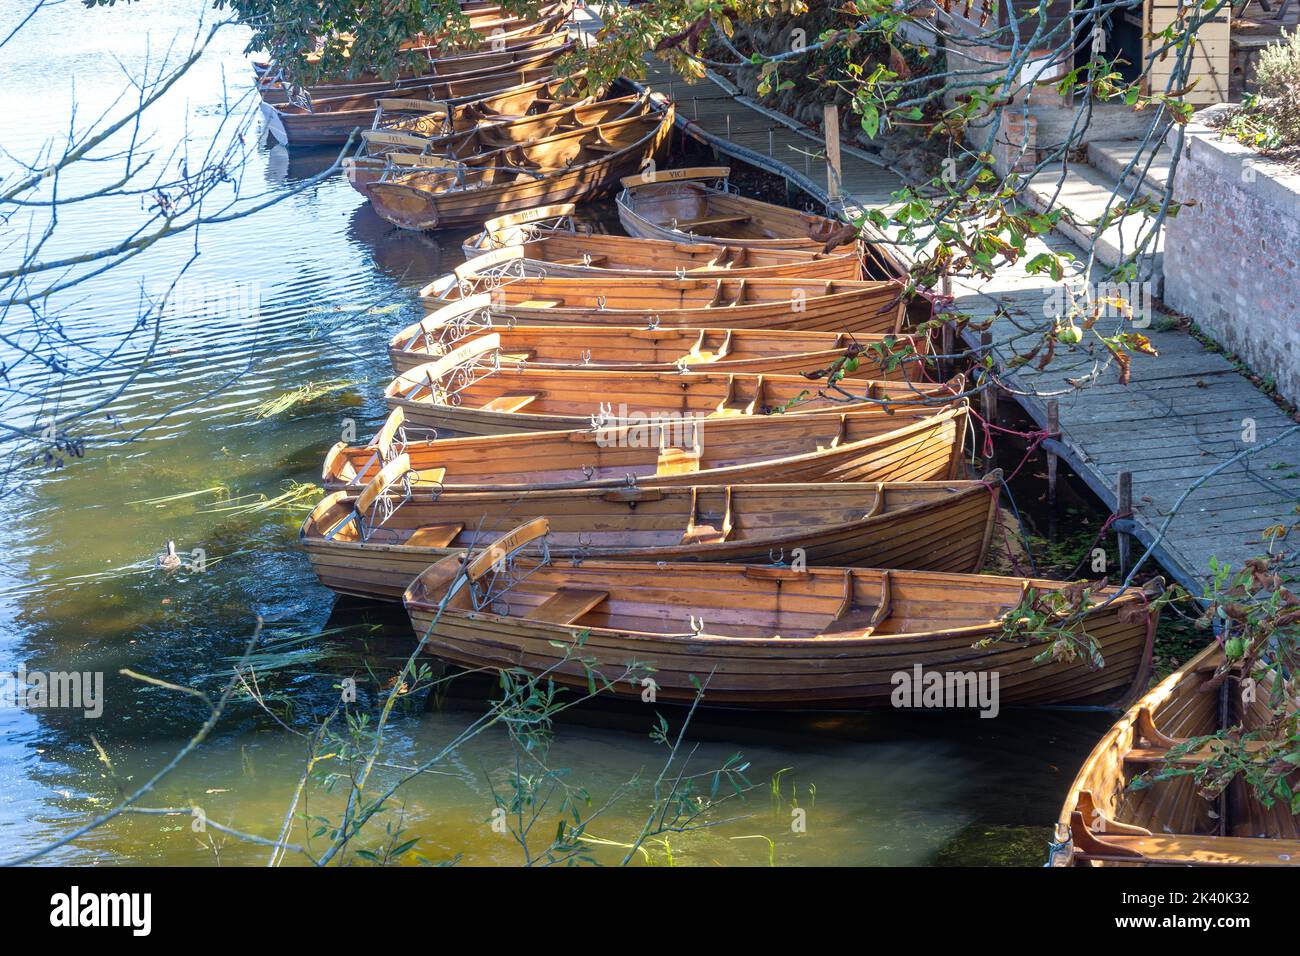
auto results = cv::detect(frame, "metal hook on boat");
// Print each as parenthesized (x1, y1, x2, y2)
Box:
(675, 357, 690, 374)
(769, 548, 786, 566)
(689, 616, 705, 636)
(579, 349, 591, 366)
(582, 464, 594, 480)
(675, 266, 687, 280)
(596, 295, 607, 310)
(645, 314, 660, 330)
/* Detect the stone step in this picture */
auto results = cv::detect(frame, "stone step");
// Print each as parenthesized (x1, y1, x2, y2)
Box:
(1086, 137, 1175, 202)
(1022, 161, 1164, 292)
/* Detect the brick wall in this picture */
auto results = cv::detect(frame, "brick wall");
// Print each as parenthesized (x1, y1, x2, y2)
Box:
(1164, 120, 1300, 405)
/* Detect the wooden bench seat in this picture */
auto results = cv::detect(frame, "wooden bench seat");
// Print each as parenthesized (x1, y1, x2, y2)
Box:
(525, 588, 609, 625)
(656, 446, 701, 476)
(414, 466, 447, 485)
(1076, 830, 1300, 866)
(481, 392, 540, 414)
(404, 522, 464, 548)
(819, 606, 882, 636)
(517, 298, 564, 309)
(1125, 739, 1273, 765)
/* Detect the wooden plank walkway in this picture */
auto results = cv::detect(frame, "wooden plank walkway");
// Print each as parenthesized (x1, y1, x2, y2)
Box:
(620, 49, 1300, 596)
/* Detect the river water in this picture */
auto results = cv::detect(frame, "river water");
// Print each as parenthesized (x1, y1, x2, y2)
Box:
(0, 0, 1116, 866)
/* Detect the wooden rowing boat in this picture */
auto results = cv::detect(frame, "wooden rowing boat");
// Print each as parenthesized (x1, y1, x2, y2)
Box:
(617, 167, 908, 279)
(366, 101, 674, 229)
(388, 303, 929, 380)
(262, 59, 569, 147)
(383, 333, 958, 435)
(343, 77, 593, 194)
(321, 400, 969, 493)
(617, 166, 852, 251)
(301, 470, 1001, 600)
(345, 90, 624, 194)
(457, 203, 863, 279)
(400, 519, 1161, 708)
(1052, 642, 1300, 866)
(252, 2, 569, 73)
(376, 94, 647, 167)
(420, 260, 906, 334)
(257, 30, 572, 104)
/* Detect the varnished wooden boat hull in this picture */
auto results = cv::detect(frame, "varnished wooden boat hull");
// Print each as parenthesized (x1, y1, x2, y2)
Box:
(343, 78, 592, 194)
(301, 479, 999, 601)
(421, 273, 907, 334)
(366, 103, 674, 229)
(458, 213, 864, 279)
(618, 174, 846, 252)
(1053, 642, 1300, 866)
(388, 320, 930, 380)
(402, 556, 1157, 709)
(385, 358, 959, 436)
(257, 28, 571, 104)
(263, 63, 565, 147)
(617, 168, 908, 280)
(322, 402, 970, 493)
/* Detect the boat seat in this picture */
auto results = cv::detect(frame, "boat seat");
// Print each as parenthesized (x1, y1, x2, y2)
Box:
(517, 298, 564, 309)
(820, 607, 882, 635)
(1069, 810, 1300, 865)
(525, 588, 610, 625)
(413, 466, 447, 485)
(681, 486, 732, 545)
(583, 141, 621, 153)
(481, 392, 540, 414)
(404, 522, 464, 548)
(680, 523, 727, 545)
(676, 215, 752, 229)
(821, 571, 890, 636)
(1077, 832, 1300, 866)
(1124, 704, 1272, 765)
(1124, 739, 1273, 766)
(656, 446, 701, 476)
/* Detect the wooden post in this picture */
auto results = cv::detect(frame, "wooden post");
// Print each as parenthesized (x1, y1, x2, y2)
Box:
(1046, 399, 1060, 507)
(823, 104, 841, 201)
(1117, 471, 1133, 578)
(980, 331, 998, 422)
(939, 274, 954, 380)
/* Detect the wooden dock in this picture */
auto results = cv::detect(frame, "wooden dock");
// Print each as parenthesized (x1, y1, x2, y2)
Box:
(624, 52, 1300, 596)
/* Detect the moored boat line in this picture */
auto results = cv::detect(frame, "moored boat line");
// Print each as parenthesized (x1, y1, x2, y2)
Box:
(272, 17, 1176, 757)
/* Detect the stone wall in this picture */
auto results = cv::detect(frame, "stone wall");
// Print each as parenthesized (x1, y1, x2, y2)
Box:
(1164, 113, 1300, 404)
